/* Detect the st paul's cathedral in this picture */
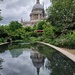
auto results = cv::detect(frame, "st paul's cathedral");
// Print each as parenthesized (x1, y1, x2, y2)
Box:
(21, 0, 46, 27)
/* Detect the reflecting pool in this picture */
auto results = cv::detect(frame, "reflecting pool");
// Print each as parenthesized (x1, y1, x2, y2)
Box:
(0, 43, 75, 75)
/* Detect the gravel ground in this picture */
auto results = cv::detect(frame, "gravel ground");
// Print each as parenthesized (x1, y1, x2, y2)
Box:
(61, 48, 75, 55)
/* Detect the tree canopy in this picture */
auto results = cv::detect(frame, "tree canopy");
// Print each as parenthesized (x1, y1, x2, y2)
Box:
(9, 21, 22, 31)
(47, 0, 75, 32)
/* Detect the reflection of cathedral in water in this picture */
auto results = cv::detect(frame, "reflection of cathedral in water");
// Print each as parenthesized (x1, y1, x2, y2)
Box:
(30, 48, 45, 75)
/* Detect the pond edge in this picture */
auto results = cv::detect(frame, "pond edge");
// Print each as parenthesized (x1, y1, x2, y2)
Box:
(0, 42, 8, 46)
(37, 42, 75, 62)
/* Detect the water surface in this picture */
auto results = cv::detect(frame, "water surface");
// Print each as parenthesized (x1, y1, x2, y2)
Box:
(0, 43, 75, 75)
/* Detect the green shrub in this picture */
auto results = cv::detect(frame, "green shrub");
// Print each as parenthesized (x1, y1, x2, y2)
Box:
(30, 32, 38, 37)
(0, 38, 6, 43)
(52, 32, 75, 49)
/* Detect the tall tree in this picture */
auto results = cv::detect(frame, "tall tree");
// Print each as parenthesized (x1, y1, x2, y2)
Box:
(43, 22, 55, 39)
(47, 0, 75, 32)
(0, 26, 8, 38)
(37, 21, 46, 30)
(9, 21, 22, 31)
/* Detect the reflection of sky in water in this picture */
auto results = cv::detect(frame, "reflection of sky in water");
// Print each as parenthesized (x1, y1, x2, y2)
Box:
(0, 50, 50, 75)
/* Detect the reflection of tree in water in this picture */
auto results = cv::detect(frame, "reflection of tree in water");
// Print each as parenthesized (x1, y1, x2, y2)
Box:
(33, 44, 55, 59)
(33, 43, 75, 75)
(9, 43, 31, 58)
(30, 47, 45, 75)
(8, 43, 31, 50)
(0, 58, 3, 75)
(45, 52, 75, 75)
(10, 49, 23, 58)
(0, 43, 31, 58)
(0, 44, 8, 53)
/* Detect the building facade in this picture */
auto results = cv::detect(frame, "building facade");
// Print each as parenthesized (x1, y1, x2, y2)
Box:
(21, 0, 46, 27)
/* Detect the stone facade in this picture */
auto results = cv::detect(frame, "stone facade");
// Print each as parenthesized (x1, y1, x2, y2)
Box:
(21, 0, 46, 27)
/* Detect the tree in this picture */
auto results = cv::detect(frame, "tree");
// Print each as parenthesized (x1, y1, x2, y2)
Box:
(47, 0, 75, 32)
(9, 21, 22, 31)
(32, 25, 37, 31)
(0, 26, 8, 38)
(10, 28, 26, 40)
(43, 22, 55, 39)
(24, 26, 31, 32)
(37, 20, 46, 30)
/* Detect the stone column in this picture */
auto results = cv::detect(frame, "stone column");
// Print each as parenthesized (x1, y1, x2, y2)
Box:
(38, 14, 40, 20)
(31, 15, 34, 20)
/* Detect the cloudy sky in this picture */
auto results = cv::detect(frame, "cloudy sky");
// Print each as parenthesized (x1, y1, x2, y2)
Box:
(0, 0, 51, 25)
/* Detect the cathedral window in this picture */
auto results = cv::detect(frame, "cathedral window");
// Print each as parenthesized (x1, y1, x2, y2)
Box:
(34, 14, 38, 19)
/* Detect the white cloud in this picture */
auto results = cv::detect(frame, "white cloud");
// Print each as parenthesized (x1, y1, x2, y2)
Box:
(0, 0, 51, 25)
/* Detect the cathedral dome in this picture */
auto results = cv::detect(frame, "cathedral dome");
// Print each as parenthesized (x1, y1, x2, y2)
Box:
(30, 0, 46, 21)
(32, 3, 44, 10)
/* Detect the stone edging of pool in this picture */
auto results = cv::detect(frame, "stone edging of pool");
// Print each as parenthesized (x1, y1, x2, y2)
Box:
(37, 42, 75, 62)
(0, 42, 8, 46)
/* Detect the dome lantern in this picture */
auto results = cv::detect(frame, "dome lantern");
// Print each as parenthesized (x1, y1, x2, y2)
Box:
(36, 0, 40, 4)
(32, 0, 43, 11)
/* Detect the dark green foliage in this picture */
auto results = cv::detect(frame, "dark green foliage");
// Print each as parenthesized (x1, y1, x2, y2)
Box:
(47, 0, 75, 32)
(30, 32, 38, 37)
(24, 26, 31, 32)
(43, 22, 55, 39)
(37, 20, 46, 30)
(9, 21, 22, 31)
(52, 31, 75, 49)
(10, 28, 26, 40)
(0, 38, 6, 43)
(0, 26, 8, 38)
(32, 25, 37, 31)
(45, 0, 75, 49)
